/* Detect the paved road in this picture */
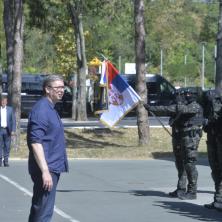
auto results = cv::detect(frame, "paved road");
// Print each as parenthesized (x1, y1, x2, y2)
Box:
(20, 116, 170, 129)
(0, 159, 220, 222)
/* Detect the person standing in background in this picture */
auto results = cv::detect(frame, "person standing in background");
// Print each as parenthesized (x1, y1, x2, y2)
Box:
(27, 75, 69, 222)
(202, 89, 222, 211)
(0, 95, 16, 167)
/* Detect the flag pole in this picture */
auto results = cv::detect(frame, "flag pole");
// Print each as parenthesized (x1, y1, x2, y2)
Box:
(149, 110, 172, 137)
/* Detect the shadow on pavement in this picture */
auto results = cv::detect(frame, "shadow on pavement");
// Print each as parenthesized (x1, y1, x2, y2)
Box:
(57, 189, 219, 221)
(130, 190, 169, 198)
(130, 189, 214, 197)
(57, 189, 214, 196)
(131, 190, 220, 221)
(154, 200, 222, 222)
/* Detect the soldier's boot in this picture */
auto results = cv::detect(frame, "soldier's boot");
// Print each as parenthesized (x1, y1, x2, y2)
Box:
(178, 182, 197, 200)
(169, 189, 186, 198)
(178, 191, 197, 200)
(169, 173, 187, 198)
(204, 202, 222, 211)
(178, 163, 198, 200)
(204, 178, 221, 209)
(211, 185, 222, 211)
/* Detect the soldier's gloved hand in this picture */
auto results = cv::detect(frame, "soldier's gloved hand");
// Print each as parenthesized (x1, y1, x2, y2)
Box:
(176, 104, 185, 113)
(143, 104, 151, 111)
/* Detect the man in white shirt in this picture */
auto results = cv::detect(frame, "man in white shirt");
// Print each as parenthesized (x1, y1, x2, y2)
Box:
(0, 95, 16, 167)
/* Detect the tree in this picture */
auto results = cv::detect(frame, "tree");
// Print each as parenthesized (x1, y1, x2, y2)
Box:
(68, 2, 87, 120)
(25, 0, 77, 75)
(215, 1, 222, 90)
(134, 0, 149, 145)
(26, 0, 87, 120)
(0, 1, 4, 94)
(4, 0, 24, 149)
(3, 0, 14, 97)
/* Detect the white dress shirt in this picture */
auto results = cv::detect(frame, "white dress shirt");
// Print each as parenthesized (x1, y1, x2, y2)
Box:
(1, 106, 7, 128)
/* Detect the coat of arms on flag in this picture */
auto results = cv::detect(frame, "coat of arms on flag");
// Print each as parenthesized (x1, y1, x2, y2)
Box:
(97, 60, 141, 127)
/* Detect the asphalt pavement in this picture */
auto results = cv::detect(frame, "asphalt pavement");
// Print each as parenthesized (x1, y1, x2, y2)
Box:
(0, 159, 220, 222)
(20, 116, 170, 129)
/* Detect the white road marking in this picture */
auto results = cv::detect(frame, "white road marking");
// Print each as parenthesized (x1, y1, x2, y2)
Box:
(0, 174, 80, 222)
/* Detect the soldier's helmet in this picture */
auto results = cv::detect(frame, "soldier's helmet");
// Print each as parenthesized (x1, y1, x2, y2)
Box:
(202, 89, 222, 104)
(210, 89, 222, 98)
(177, 87, 202, 103)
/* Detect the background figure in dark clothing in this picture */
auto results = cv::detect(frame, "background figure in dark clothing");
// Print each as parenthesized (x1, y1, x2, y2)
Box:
(0, 95, 16, 167)
(144, 90, 203, 200)
(202, 89, 222, 211)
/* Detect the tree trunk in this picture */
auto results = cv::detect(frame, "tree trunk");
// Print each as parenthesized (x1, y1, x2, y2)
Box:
(12, 0, 24, 150)
(0, 64, 3, 94)
(4, 0, 24, 150)
(68, 3, 87, 121)
(216, 2, 222, 90)
(134, 0, 149, 145)
(3, 0, 14, 102)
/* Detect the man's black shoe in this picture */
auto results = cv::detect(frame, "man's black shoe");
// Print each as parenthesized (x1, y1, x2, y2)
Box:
(4, 163, 9, 167)
(169, 189, 185, 198)
(178, 192, 197, 200)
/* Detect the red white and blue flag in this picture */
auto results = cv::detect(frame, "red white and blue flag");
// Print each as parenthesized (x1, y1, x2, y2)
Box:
(100, 61, 141, 127)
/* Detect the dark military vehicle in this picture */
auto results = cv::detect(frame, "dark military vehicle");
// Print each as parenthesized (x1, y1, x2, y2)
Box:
(2, 73, 72, 117)
(120, 74, 177, 106)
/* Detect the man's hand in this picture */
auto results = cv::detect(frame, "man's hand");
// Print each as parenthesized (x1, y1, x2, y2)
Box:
(31, 143, 53, 191)
(42, 169, 53, 191)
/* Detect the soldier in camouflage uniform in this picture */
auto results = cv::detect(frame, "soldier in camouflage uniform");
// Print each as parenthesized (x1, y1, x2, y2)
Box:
(144, 90, 203, 200)
(202, 89, 222, 210)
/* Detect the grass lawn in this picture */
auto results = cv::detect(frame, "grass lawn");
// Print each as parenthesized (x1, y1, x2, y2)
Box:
(10, 127, 207, 160)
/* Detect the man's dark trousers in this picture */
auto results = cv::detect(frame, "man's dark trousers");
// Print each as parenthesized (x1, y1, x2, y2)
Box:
(0, 128, 11, 165)
(28, 172, 60, 222)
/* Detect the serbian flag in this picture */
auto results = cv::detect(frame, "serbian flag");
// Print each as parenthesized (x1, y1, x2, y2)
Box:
(99, 61, 107, 86)
(100, 61, 141, 127)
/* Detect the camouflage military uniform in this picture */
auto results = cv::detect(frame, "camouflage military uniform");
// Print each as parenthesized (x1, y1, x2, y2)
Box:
(147, 95, 203, 200)
(202, 90, 222, 210)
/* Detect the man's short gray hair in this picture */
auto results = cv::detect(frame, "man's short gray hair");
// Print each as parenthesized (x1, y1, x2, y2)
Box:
(43, 75, 64, 94)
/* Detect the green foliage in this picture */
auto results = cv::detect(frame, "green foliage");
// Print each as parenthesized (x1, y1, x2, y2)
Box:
(84, 0, 134, 70)
(25, 0, 76, 76)
(143, 0, 218, 87)
(1, 0, 220, 87)
(0, 1, 6, 69)
(54, 28, 77, 76)
(23, 28, 56, 73)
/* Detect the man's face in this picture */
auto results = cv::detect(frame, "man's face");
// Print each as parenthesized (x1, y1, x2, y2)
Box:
(46, 80, 65, 104)
(1, 98, 8, 107)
